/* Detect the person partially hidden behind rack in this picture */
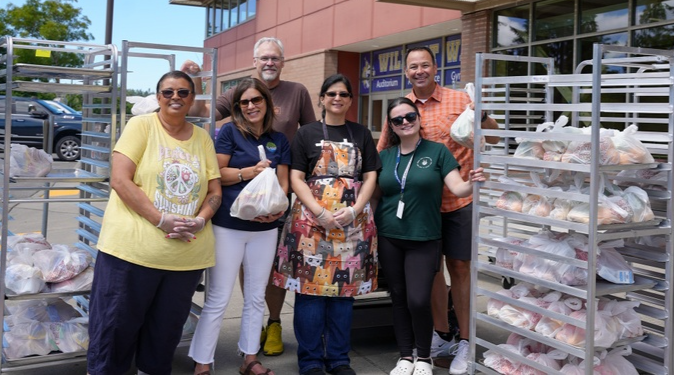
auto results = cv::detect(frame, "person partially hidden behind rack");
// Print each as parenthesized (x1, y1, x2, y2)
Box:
(86, 70, 222, 375)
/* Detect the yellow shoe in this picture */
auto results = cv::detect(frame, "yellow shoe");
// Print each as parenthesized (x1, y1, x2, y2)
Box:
(260, 325, 267, 347)
(263, 322, 284, 356)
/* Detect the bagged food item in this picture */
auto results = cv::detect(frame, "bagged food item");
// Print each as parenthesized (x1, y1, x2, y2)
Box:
(5, 298, 82, 323)
(483, 344, 522, 374)
(7, 233, 51, 249)
(32, 245, 92, 283)
(594, 347, 639, 375)
(494, 237, 526, 270)
(514, 140, 545, 159)
(561, 128, 620, 165)
(7, 144, 53, 177)
(522, 194, 552, 217)
(5, 263, 45, 295)
(48, 266, 94, 293)
(567, 194, 631, 225)
(46, 317, 89, 353)
(612, 124, 654, 164)
(230, 145, 289, 221)
(450, 83, 485, 150)
(3, 321, 57, 359)
(622, 186, 655, 223)
(519, 349, 567, 375)
(597, 247, 634, 284)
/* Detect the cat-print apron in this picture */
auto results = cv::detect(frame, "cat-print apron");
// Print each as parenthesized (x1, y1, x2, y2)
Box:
(273, 122, 377, 298)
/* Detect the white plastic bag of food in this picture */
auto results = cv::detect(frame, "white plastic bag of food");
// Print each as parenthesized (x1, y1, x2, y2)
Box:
(3, 321, 57, 359)
(48, 266, 94, 293)
(561, 128, 620, 165)
(611, 124, 654, 164)
(230, 145, 289, 221)
(5, 263, 45, 295)
(449, 83, 485, 150)
(8, 144, 53, 177)
(31, 245, 92, 283)
(597, 247, 634, 284)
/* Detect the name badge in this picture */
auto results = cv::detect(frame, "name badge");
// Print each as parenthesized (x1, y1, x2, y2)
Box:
(396, 200, 405, 219)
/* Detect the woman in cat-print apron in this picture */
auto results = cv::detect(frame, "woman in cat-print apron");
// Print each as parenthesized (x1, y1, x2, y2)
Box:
(273, 74, 381, 375)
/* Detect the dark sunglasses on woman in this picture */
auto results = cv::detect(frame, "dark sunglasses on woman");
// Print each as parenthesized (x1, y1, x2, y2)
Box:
(160, 89, 193, 99)
(390, 112, 418, 126)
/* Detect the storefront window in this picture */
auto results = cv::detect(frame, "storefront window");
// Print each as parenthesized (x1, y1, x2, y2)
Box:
(579, 0, 628, 34)
(635, 0, 674, 25)
(493, 48, 530, 77)
(533, 40, 574, 74)
(534, 0, 575, 41)
(633, 24, 674, 49)
(578, 32, 628, 72)
(495, 5, 530, 48)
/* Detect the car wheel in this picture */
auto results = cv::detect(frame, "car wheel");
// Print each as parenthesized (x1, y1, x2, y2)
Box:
(55, 135, 81, 161)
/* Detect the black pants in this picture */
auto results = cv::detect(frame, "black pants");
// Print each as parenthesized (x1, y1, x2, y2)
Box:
(379, 236, 441, 358)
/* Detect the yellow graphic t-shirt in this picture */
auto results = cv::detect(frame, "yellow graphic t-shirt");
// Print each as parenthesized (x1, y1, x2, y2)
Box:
(97, 113, 221, 270)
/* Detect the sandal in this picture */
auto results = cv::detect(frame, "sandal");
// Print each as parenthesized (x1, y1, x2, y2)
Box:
(239, 360, 273, 375)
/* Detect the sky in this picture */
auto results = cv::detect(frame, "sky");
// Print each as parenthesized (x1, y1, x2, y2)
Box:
(9, 0, 208, 91)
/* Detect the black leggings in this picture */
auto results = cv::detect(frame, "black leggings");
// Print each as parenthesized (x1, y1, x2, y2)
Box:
(379, 236, 441, 358)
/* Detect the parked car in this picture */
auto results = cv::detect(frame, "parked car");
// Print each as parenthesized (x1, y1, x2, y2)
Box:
(0, 96, 82, 161)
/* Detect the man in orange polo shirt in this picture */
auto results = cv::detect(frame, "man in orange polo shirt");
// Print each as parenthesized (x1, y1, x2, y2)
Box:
(376, 46, 498, 375)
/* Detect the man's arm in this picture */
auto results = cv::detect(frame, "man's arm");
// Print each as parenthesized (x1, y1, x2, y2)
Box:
(180, 60, 224, 120)
(480, 113, 499, 145)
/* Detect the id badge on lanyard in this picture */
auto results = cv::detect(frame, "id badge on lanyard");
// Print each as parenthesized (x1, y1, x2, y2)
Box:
(394, 139, 421, 219)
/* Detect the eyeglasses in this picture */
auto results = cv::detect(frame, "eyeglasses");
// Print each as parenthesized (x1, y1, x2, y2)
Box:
(324, 92, 352, 98)
(159, 89, 192, 99)
(390, 112, 418, 126)
(255, 56, 283, 64)
(238, 96, 265, 107)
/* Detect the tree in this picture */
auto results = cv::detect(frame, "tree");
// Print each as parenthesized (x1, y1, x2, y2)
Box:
(1, 0, 93, 102)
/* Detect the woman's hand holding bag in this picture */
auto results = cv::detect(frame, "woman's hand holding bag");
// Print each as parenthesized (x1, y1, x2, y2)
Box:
(230, 145, 289, 221)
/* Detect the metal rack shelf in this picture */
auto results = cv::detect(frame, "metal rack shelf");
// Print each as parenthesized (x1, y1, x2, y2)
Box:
(469, 44, 674, 375)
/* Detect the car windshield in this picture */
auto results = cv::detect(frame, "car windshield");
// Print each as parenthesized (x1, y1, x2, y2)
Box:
(43, 100, 81, 115)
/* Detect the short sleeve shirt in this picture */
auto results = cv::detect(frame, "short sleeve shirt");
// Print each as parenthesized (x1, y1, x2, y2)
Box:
(377, 84, 472, 213)
(215, 80, 316, 143)
(376, 139, 458, 240)
(97, 113, 221, 271)
(212, 122, 291, 231)
(291, 120, 381, 177)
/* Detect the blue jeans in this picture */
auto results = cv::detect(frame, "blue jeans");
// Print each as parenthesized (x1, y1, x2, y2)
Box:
(294, 293, 354, 374)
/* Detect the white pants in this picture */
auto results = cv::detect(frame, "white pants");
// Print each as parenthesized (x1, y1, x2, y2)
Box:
(188, 226, 278, 363)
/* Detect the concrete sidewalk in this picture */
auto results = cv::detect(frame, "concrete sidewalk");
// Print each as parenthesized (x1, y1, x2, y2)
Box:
(2, 162, 503, 374)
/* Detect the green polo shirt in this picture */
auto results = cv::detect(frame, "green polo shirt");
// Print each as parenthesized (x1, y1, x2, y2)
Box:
(375, 139, 459, 241)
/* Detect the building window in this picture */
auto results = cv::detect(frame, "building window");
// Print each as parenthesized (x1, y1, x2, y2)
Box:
(220, 77, 247, 95)
(493, 0, 674, 75)
(207, 0, 256, 37)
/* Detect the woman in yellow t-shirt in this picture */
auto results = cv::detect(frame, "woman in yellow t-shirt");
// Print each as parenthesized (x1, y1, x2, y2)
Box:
(87, 71, 222, 375)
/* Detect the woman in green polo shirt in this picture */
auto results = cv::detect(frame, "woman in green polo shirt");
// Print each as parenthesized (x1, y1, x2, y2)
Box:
(374, 97, 484, 375)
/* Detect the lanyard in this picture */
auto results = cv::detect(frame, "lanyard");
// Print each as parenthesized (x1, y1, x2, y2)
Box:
(394, 138, 422, 201)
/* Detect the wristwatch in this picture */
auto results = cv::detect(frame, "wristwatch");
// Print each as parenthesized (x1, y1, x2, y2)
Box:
(238, 170, 243, 182)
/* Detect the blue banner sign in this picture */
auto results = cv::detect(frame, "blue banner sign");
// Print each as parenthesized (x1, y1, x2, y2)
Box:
(406, 38, 443, 67)
(445, 34, 461, 67)
(372, 76, 403, 92)
(372, 46, 403, 76)
(444, 68, 461, 85)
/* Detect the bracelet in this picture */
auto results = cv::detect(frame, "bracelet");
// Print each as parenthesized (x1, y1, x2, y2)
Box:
(481, 111, 488, 123)
(156, 212, 165, 228)
(238, 169, 244, 182)
(315, 207, 326, 219)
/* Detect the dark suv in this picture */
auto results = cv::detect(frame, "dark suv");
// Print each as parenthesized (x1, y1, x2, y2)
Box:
(0, 96, 82, 161)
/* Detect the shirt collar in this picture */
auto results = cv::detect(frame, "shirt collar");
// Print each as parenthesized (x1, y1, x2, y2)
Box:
(409, 83, 442, 104)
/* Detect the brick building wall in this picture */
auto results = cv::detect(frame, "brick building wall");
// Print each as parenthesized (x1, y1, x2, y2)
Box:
(460, 10, 492, 84)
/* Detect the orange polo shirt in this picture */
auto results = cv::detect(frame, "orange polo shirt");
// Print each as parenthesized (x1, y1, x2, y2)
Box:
(377, 84, 472, 213)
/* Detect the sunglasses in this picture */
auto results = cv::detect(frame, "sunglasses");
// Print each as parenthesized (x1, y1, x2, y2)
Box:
(390, 112, 419, 126)
(238, 96, 265, 107)
(324, 91, 352, 98)
(160, 89, 192, 99)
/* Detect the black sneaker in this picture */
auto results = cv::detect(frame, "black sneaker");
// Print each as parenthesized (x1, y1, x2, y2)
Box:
(328, 365, 356, 375)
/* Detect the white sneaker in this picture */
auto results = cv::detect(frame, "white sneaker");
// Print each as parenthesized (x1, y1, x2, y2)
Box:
(430, 331, 454, 358)
(449, 340, 470, 374)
